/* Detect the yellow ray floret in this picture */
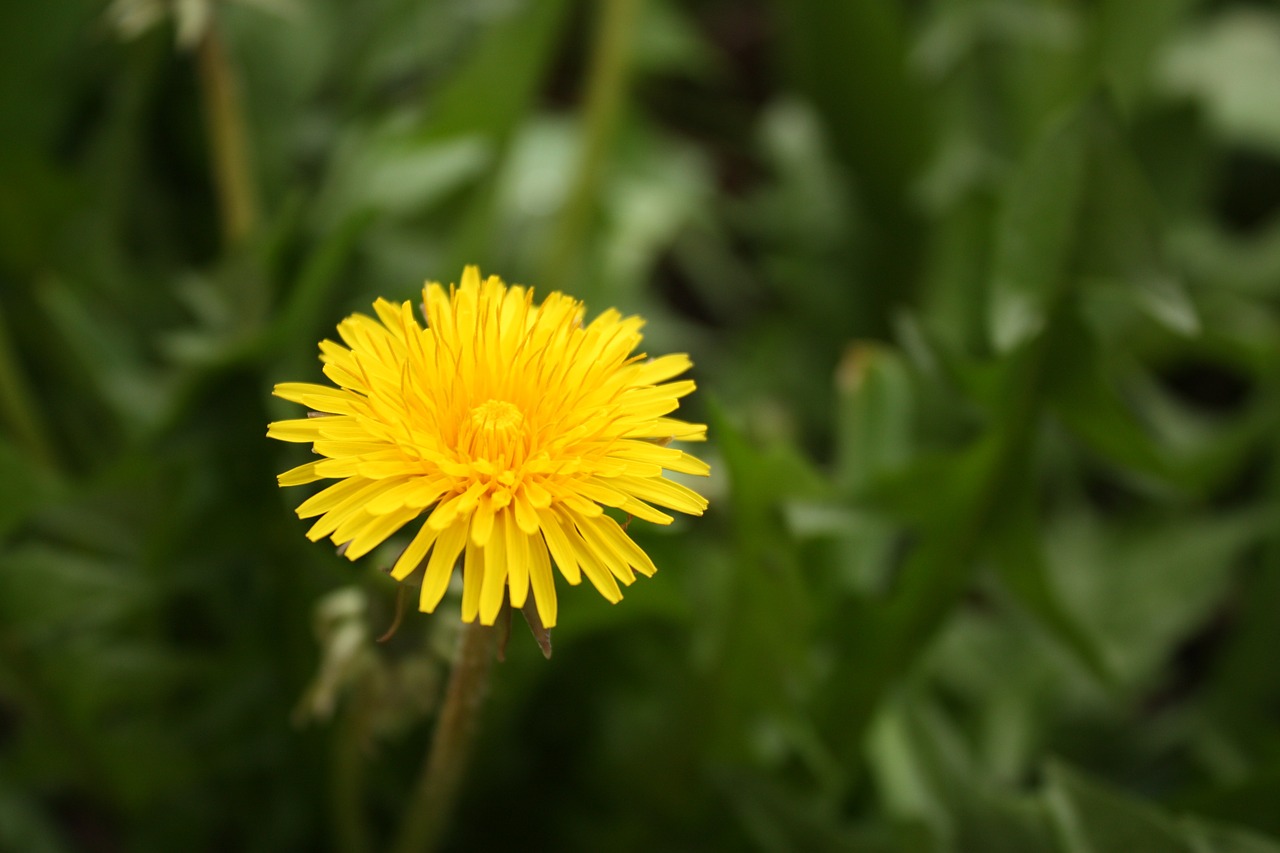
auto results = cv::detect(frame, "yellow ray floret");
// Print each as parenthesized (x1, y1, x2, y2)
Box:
(267, 266, 709, 628)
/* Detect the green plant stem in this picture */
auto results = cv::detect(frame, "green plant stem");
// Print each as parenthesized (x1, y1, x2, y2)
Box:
(0, 299, 58, 470)
(196, 20, 259, 245)
(540, 0, 641, 294)
(390, 622, 496, 853)
(333, 696, 373, 853)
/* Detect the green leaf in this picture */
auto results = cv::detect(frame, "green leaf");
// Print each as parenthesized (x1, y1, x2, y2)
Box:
(834, 342, 916, 496)
(702, 398, 822, 758)
(317, 130, 493, 227)
(1043, 309, 1172, 484)
(867, 698, 1060, 853)
(1184, 819, 1280, 853)
(770, 0, 930, 334)
(990, 96, 1191, 350)
(1049, 509, 1269, 683)
(1043, 762, 1195, 853)
(0, 438, 58, 541)
(989, 103, 1091, 351)
(416, 0, 571, 143)
(988, 491, 1115, 686)
(1158, 9, 1280, 156)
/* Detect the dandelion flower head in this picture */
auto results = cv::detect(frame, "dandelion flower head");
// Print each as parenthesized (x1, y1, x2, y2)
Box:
(268, 267, 708, 628)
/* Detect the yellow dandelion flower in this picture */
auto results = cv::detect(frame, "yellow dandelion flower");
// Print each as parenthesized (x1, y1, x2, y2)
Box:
(268, 266, 709, 629)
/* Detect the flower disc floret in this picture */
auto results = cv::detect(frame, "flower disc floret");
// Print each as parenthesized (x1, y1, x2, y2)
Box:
(267, 266, 709, 628)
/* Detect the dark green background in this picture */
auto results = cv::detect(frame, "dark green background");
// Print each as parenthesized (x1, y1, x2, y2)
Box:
(3, 0, 1280, 850)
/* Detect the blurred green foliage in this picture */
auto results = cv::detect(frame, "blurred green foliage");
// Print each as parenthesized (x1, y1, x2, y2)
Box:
(3, 0, 1280, 850)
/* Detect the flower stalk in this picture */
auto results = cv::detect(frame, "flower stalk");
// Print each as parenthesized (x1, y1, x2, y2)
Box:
(541, 0, 641, 294)
(391, 621, 496, 853)
(195, 18, 259, 245)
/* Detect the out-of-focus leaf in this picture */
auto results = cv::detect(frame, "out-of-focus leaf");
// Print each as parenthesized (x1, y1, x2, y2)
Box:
(1186, 773, 1280, 842)
(0, 546, 144, 639)
(1049, 509, 1270, 683)
(0, 439, 58, 540)
(1043, 761, 1195, 853)
(988, 490, 1115, 686)
(601, 130, 713, 304)
(702, 399, 821, 759)
(834, 342, 915, 495)
(36, 279, 171, 439)
(631, 0, 717, 79)
(416, 0, 570, 143)
(1096, 0, 1196, 108)
(267, 210, 374, 367)
(989, 102, 1090, 352)
(717, 770, 865, 853)
(1073, 112, 1197, 337)
(1159, 10, 1280, 156)
(990, 96, 1191, 351)
(773, 0, 927, 211)
(914, 1, 1080, 81)
(1184, 819, 1280, 853)
(0, 773, 65, 853)
(1172, 221, 1280, 299)
(1043, 310, 1172, 485)
(826, 341, 917, 594)
(317, 129, 492, 227)
(771, 0, 929, 333)
(869, 699, 1060, 853)
(918, 192, 998, 355)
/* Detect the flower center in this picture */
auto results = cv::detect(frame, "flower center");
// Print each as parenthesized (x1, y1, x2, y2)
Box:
(461, 399, 525, 461)
(468, 399, 523, 432)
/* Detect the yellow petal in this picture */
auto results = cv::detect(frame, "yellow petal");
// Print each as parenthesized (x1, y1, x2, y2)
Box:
(470, 494, 496, 546)
(564, 521, 624, 602)
(296, 477, 377, 519)
(618, 496, 674, 525)
(504, 511, 530, 609)
(596, 513, 657, 577)
(572, 512, 636, 585)
(278, 460, 325, 487)
(267, 418, 328, 442)
(305, 480, 392, 541)
(343, 504, 419, 560)
(479, 531, 509, 625)
(512, 491, 541, 534)
(391, 520, 440, 580)
(273, 382, 363, 415)
(628, 353, 692, 386)
(537, 509, 581, 585)
(421, 523, 467, 612)
(528, 539, 557, 628)
(462, 537, 483, 622)
(613, 475, 708, 516)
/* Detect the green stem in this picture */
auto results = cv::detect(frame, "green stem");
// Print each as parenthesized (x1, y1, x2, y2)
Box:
(540, 0, 641, 294)
(390, 622, 496, 853)
(195, 19, 259, 245)
(0, 299, 58, 470)
(333, 696, 373, 853)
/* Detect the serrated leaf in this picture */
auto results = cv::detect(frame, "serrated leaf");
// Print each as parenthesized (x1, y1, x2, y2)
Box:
(1044, 309, 1172, 484)
(988, 492, 1116, 686)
